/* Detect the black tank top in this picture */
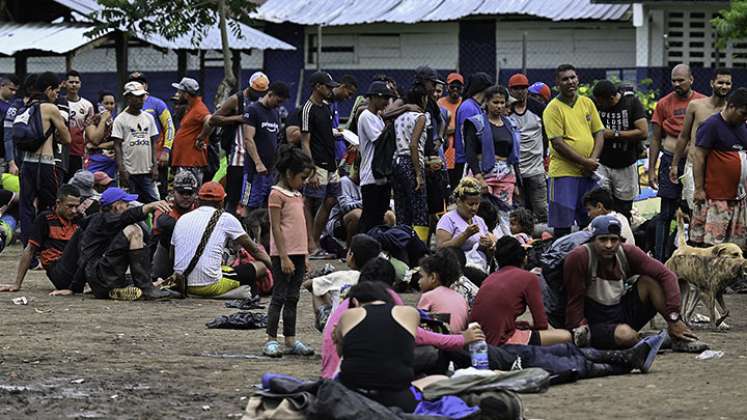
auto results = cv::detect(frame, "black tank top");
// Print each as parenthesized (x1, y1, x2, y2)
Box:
(339, 303, 415, 391)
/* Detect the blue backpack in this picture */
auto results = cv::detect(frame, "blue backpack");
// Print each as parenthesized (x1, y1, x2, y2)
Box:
(13, 102, 53, 152)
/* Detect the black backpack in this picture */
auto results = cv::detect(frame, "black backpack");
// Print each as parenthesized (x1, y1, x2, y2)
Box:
(13, 102, 53, 152)
(371, 122, 396, 180)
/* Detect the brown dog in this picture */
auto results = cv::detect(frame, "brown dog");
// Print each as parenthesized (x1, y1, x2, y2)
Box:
(664, 210, 745, 330)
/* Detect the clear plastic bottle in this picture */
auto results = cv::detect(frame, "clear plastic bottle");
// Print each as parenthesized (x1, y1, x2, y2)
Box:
(468, 322, 489, 369)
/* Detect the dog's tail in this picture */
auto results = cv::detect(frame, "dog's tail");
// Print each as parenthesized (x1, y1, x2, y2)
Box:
(675, 208, 687, 249)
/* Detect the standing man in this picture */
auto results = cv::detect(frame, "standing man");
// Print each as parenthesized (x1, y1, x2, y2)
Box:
(112, 82, 160, 204)
(301, 71, 341, 259)
(201, 72, 269, 214)
(0, 76, 18, 169)
(591, 80, 648, 220)
(358, 80, 395, 234)
(64, 70, 94, 178)
(690, 88, 747, 248)
(128, 72, 175, 198)
(649, 64, 704, 261)
(508, 72, 548, 223)
(670, 68, 733, 209)
(3, 75, 26, 176)
(242, 81, 290, 210)
(544, 64, 605, 237)
(170, 77, 211, 185)
(329, 75, 359, 176)
(437, 72, 463, 193)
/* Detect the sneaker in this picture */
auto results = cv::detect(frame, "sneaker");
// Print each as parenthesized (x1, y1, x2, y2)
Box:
(672, 337, 709, 353)
(639, 331, 667, 373)
(285, 341, 314, 356)
(108, 286, 143, 301)
(263, 340, 282, 358)
(308, 250, 336, 260)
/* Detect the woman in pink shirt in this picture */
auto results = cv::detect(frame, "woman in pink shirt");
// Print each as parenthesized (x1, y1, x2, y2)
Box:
(417, 249, 469, 333)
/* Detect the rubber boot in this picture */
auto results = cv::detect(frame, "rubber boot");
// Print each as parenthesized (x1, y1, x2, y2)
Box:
(129, 248, 180, 300)
(579, 341, 650, 371)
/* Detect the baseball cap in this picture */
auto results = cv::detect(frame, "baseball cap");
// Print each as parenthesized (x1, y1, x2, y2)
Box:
(508, 73, 530, 89)
(447, 72, 464, 85)
(309, 71, 340, 88)
(68, 171, 95, 198)
(249, 71, 270, 92)
(415, 66, 445, 85)
(101, 187, 138, 207)
(173, 171, 198, 192)
(171, 77, 200, 95)
(198, 181, 226, 201)
(93, 171, 112, 187)
(123, 81, 147, 97)
(590, 215, 622, 238)
(529, 82, 552, 102)
(364, 81, 395, 98)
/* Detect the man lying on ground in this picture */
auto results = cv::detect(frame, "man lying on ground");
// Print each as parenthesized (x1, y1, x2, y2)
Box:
(79, 187, 180, 300)
(170, 182, 272, 299)
(1, 185, 81, 293)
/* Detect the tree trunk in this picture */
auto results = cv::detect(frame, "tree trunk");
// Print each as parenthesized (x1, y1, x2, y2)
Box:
(214, 0, 237, 108)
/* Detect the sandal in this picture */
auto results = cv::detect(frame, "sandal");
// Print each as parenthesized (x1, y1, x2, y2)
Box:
(263, 340, 283, 358)
(285, 341, 315, 356)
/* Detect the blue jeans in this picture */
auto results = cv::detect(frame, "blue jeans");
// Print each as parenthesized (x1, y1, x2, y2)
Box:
(655, 197, 678, 262)
(127, 174, 159, 204)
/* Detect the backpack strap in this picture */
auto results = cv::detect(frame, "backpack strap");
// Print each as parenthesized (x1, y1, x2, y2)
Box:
(583, 243, 630, 285)
(182, 209, 224, 279)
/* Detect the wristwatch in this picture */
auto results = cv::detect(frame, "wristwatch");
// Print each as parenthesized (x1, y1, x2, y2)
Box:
(667, 312, 681, 323)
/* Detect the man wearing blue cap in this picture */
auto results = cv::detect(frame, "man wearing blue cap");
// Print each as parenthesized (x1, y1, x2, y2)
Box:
(562, 215, 705, 352)
(78, 187, 179, 300)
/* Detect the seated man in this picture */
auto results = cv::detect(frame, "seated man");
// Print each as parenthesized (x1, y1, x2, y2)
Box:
(0, 185, 81, 293)
(582, 188, 635, 245)
(171, 182, 272, 299)
(322, 173, 362, 254)
(79, 187, 179, 300)
(564, 215, 703, 351)
(151, 171, 197, 280)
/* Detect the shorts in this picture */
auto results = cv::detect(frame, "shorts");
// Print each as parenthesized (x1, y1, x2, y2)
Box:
(246, 171, 275, 209)
(187, 265, 256, 297)
(657, 151, 684, 200)
(505, 329, 541, 345)
(584, 280, 657, 349)
(303, 166, 341, 199)
(597, 163, 639, 202)
(547, 176, 598, 229)
(690, 198, 747, 248)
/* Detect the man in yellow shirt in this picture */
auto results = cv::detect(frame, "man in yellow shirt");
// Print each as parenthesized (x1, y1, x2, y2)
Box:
(543, 64, 605, 237)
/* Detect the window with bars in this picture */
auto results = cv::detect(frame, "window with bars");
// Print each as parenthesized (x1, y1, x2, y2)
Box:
(666, 10, 747, 68)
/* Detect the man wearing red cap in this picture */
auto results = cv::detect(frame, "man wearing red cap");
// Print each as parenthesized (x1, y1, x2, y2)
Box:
(438, 72, 464, 192)
(508, 73, 548, 223)
(170, 181, 272, 298)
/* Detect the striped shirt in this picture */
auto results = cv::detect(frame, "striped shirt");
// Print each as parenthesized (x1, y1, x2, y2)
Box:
(28, 210, 78, 268)
(300, 99, 336, 171)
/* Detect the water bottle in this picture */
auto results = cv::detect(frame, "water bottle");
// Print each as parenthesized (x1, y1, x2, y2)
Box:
(468, 322, 489, 370)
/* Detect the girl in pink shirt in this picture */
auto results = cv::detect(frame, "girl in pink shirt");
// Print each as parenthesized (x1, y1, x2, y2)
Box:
(264, 145, 315, 358)
(417, 249, 469, 333)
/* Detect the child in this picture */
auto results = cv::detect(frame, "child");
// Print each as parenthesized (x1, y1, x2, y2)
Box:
(264, 145, 316, 358)
(509, 208, 534, 246)
(416, 249, 469, 333)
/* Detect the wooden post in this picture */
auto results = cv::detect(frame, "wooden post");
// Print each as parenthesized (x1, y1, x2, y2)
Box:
(198, 50, 206, 93)
(114, 32, 129, 96)
(177, 50, 188, 79)
(14, 53, 27, 79)
(232, 49, 242, 92)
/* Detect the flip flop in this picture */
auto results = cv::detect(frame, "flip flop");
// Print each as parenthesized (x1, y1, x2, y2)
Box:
(263, 340, 283, 358)
(309, 250, 336, 260)
(640, 331, 667, 373)
(285, 341, 314, 356)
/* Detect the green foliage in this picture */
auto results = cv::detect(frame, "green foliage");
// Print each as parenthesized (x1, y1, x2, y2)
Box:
(712, 0, 747, 49)
(86, 0, 255, 46)
(576, 77, 659, 117)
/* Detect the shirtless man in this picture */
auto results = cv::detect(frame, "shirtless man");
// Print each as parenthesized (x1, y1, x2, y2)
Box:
(669, 68, 733, 208)
(648, 64, 704, 262)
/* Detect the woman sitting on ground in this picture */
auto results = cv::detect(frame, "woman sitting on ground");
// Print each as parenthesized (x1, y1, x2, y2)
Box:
(335, 281, 448, 413)
(471, 236, 572, 346)
(417, 249, 469, 333)
(436, 177, 495, 269)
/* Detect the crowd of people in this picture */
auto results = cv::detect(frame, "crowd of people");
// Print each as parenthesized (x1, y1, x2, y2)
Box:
(0, 60, 745, 414)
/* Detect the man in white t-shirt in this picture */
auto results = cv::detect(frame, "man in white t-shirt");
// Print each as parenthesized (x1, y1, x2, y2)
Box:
(171, 182, 271, 298)
(64, 70, 95, 178)
(357, 81, 395, 234)
(112, 82, 160, 203)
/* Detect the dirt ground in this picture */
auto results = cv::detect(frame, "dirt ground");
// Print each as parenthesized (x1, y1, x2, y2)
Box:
(2, 243, 747, 420)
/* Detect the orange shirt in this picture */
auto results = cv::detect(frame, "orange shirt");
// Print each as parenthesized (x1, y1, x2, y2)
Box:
(438, 96, 462, 170)
(171, 98, 210, 167)
(651, 90, 704, 138)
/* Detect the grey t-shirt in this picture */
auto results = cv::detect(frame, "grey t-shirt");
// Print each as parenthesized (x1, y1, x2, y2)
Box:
(510, 99, 546, 178)
(112, 110, 159, 175)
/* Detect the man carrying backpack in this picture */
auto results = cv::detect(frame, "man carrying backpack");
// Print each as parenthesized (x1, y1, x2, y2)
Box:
(16, 72, 71, 249)
(563, 215, 705, 352)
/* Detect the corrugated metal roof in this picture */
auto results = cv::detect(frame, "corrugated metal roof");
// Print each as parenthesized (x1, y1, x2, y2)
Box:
(253, 0, 631, 24)
(0, 22, 109, 55)
(52, 0, 295, 51)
